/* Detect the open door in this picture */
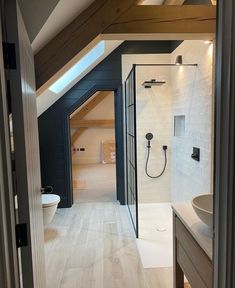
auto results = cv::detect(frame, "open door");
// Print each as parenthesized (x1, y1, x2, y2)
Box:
(0, 11, 20, 288)
(1, 0, 46, 287)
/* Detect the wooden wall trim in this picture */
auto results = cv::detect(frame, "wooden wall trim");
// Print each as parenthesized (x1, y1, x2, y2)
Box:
(103, 5, 216, 34)
(35, 0, 138, 91)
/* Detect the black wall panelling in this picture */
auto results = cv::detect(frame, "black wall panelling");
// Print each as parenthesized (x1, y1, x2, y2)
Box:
(38, 40, 181, 208)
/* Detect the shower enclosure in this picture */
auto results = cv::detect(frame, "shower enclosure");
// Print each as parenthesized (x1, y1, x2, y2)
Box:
(123, 41, 213, 271)
(124, 62, 209, 240)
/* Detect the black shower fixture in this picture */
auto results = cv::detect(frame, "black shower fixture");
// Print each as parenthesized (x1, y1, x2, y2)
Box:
(145, 132, 153, 148)
(142, 79, 166, 88)
(175, 55, 183, 65)
(145, 133, 168, 179)
(145, 133, 153, 140)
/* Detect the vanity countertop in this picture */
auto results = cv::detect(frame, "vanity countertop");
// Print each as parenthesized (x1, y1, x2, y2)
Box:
(172, 202, 213, 260)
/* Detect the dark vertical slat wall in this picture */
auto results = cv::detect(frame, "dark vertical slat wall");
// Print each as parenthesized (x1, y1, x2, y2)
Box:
(38, 41, 181, 208)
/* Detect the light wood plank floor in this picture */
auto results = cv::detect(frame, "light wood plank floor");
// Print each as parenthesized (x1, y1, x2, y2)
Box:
(72, 164, 116, 203)
(44, 164, 178, 288)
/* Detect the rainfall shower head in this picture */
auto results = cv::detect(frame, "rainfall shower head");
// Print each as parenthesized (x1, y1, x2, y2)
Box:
(142, 79, 166, 88)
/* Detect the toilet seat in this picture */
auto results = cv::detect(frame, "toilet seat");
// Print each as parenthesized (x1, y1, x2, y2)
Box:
(42, 194, 60, 207)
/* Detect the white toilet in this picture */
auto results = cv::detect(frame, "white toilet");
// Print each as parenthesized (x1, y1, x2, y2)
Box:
(42, 194, 60, 225)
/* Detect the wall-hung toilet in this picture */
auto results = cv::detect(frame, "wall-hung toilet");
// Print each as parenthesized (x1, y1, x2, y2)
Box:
(42, 194, 60, 225)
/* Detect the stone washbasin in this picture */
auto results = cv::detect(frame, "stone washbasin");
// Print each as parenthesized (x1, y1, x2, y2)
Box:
(192, 194, 213, 229)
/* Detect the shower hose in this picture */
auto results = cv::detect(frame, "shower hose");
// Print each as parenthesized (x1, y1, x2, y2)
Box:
(145, 146, 167, 178)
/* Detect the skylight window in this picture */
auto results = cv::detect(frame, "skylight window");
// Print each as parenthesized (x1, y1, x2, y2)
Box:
(49, 41, 105, 94)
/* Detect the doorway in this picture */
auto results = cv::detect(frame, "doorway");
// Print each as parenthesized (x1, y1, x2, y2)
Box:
(69, 91, 117, 204)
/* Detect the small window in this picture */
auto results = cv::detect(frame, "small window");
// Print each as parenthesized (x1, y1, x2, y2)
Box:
(49, 41, 105, 94)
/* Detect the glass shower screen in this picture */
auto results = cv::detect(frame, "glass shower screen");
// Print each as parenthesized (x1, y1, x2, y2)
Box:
(125, 66, 138, 237)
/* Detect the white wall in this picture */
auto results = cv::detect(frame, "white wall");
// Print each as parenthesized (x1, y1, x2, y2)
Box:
(72, 91, 115, 164)
(170, 40, 214, 202)
(122, 40, 214, 204)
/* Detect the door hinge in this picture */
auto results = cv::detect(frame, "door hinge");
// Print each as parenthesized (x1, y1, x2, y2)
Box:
(3, 42, 16, 70)
(11, 154, 18, 195)
(15, 223, 28, 248)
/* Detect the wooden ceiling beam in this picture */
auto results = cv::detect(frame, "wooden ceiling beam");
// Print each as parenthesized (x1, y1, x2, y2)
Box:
(70, 120, 115, 129)
(71, 128, 87, 144)
(35, 0, 139, 92)
(35, 3, 215, 93)
(70, 91, 112, 144)
(71, 91, 110, 120)
(163, 0, 185, 4)
(163, 0, 215, 5)
(103, 5, 216, 35)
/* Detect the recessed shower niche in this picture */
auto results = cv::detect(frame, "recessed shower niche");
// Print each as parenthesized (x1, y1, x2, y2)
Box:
(174, 115, 186, 137)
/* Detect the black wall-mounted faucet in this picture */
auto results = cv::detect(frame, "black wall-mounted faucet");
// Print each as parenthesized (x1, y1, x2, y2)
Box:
(191, 147, 200, 161)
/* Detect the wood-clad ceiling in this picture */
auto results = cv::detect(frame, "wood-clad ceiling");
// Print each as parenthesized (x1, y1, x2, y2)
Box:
(34, 0, 216, 94)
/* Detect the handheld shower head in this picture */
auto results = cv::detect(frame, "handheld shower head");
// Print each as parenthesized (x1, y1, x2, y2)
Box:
(146, 133, 153, 141)
(145, 133, 153, 148)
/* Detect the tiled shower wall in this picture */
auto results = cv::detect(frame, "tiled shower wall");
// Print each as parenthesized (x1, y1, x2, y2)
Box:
(122, 54, 172, 203)
(135, 64, 172, 203)
(170, 41, 213, 202)
(122, 40, 213, 204)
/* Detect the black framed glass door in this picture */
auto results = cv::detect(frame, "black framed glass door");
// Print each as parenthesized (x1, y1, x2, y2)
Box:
(125, 65, 138, 237)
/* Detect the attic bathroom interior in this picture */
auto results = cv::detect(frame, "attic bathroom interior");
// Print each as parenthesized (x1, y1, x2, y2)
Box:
(38, 39, 214, 288)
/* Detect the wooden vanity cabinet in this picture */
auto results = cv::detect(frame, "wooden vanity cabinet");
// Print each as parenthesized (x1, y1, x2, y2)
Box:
(172, 205, 213, 288)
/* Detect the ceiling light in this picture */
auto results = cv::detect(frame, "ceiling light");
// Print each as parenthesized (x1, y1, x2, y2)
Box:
(175, 55, 183, 66)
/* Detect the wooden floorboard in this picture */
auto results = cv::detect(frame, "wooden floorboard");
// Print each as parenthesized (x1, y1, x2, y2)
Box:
(44, 164, 185, 288)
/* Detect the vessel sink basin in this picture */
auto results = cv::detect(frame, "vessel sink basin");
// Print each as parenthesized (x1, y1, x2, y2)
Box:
(192, 194, 213, 228)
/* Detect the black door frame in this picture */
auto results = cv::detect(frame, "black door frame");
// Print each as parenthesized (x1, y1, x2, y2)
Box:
(65, 85, 125, 206)
(214, 1, 235, 287)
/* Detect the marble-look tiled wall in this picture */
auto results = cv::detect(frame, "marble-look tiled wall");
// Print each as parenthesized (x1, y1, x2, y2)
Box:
(135, 64, 172, 203)
(170, 41, 213, 202)
(122, 41, 213, 204)
(122, 54, 172, 203)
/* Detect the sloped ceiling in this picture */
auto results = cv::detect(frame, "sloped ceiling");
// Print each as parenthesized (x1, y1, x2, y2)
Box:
(32, 0, 94, 53)
(37, 40, 123, 116)
(18, 0, 60, 42)
(18, 0, 213, 115)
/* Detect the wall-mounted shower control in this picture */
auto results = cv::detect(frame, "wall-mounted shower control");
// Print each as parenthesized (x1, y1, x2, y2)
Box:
(191, 147, 200, 161)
